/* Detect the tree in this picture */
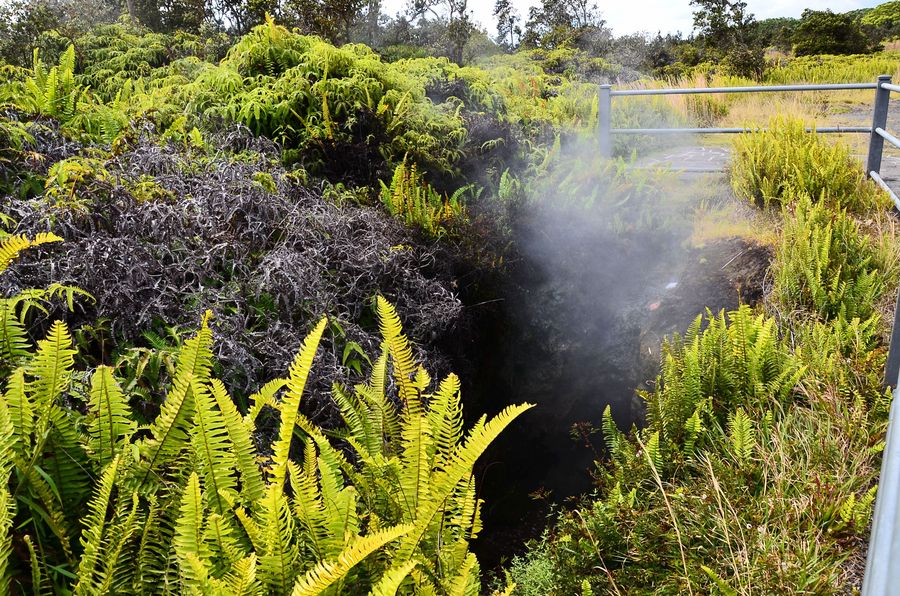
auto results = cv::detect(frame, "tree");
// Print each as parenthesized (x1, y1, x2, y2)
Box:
(0, 0, 63, 66)
(283, 0, 367, 43)
(406, 0, 473, 64)
(753, 17, 798, 52)
(520, 0, 609, 53)
(861, 1, 900, 43)
(690, 0, 764, 78)
(793, 9, 878, 56)
(493, 0, 521, 50)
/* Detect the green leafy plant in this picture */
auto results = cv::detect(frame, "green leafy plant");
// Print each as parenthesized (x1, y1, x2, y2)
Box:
(731, 117, 885, 211)
(773, 195, 888, 321)
(21, 46, 87, 122)
(0, 296, 531, 593)
(379, 159, 468, 237)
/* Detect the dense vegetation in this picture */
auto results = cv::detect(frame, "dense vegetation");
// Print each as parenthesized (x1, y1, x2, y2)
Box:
(0, 0, 898, 593)
(504, 119, 899, 594)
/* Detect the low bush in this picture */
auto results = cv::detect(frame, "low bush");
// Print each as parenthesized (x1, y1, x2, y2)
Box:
(773, 196, 888, 321)
(730, 117, 884, 210)
(503, 306, 888, 594)
(379, 159, 469, 237)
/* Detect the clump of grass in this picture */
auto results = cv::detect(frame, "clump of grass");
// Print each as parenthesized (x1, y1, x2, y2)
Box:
(773, 195, 888, 321)
(730, 117, 884, 210)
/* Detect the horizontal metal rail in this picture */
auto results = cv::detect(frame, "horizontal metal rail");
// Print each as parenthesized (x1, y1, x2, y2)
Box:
(876, 127, 900, 150)
(612, 126, 871, 135)
(882, 82, 900, 93)
(610, 82, 879, 97)
(872, 171, 900, 211)
(863, 374, 900, 596)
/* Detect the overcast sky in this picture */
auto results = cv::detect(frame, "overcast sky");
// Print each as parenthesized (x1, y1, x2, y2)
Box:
(382, 0, 886, 37)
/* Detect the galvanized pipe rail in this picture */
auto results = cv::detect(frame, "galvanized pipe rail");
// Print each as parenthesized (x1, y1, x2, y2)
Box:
(598, 76, 900, 595)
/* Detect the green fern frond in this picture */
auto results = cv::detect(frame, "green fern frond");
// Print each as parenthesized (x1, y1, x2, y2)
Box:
(0, 232, 62, 275)
(291, 524, 413, 596)
(728, 408, 755, 466)
(0, 487, 13, 596)
(271, 317, 327, 487)
(210, 379, 265, 504)
(190, 378, 237, 516)
(375, 297, 419, 412)
(174, 472, 209, 586)
(5, 368, 32, 456)
(139, 314, 215, 487)
(368, 561, 416, 596)
(0, 397, 15, 595)
(0, 299, 31, 361)
(28, 320, 76, 408)
(73, 456, 121, 596)
(87, 366, 136, 467)
(428, 374, 464, 468)
(397, 403, 533, 561)
(447, 551, 479, 596)
(245, 378, 286, 426)
(24, 534, 47, 595)
(259, 484, 301, 593)
(222, 554, 263, 596)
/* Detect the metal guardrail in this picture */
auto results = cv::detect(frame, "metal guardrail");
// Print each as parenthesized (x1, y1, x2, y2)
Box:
(598, 75, 900, 595)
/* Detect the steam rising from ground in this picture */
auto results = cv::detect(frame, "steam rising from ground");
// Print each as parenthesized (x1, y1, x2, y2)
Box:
(472, 136, 769, 561)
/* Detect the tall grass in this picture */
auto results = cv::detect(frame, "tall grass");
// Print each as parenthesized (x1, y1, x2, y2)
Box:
(730, 117, 885, 210)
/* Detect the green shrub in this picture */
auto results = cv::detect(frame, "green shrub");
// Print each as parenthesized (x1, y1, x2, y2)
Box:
(505, 306, 887, 595)
(773, 196, 887, 320)
(731, 117, 884, 211)
(0, 295, 530, 592)
(379, 160, 468, 237)
(624, 307, 803, 480)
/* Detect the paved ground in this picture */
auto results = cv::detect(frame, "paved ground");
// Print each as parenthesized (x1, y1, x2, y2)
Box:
(636, 145, 900, 183)
(633, 97, 900, 185)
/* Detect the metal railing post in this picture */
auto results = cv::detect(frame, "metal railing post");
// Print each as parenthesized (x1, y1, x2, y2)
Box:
(886, 291, 900, 389)
(862, 376, 900, 596)
(599, 84, 612, 158)
(867, 75, 892, 177)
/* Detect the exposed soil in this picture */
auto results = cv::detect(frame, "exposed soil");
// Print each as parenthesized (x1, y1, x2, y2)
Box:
(640, 238, 774, 364)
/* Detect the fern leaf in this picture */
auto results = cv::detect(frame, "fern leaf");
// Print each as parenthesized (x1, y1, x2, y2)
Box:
(210, 379, 265, 504)
(5, 368, 32, 456)
(174, 472, 209, 586)
(447, 551, 479, 596)
(258, 484, 301, 593)
(0, 232, 62, 274)
(223, 554, 263, 596)
(245, 378, 286, 426)
(138, 315, 214, 487)
(0, 487, 13, 596)
(0, 398, 15, 595)
(291, 524, 413, 596)
(396, 403, 533, 561)
(0, 299, 30, 361)
(190, 378, 237, 516)
(368, 561, 416, 596)
(28, 320, 76, 408)
(728, 408, 755, 466)
(87, 366, 136, 467)
(375, 297, 420, 413)
(73, 456, 121, 596)
(271, 317, 327, 487)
